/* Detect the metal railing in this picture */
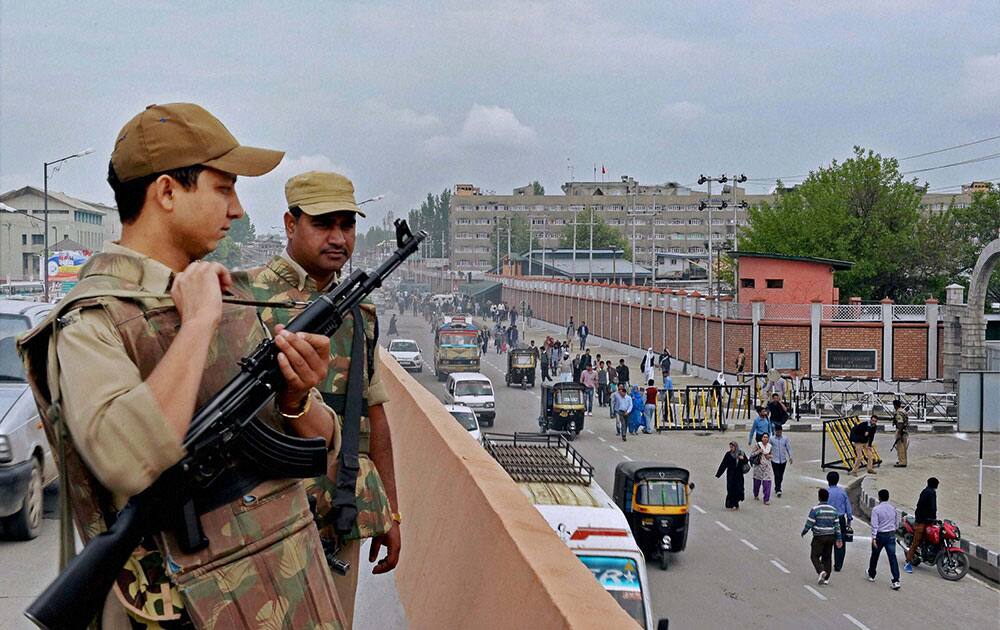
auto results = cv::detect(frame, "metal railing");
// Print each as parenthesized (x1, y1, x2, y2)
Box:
(822, 304, 883, 321)
(762, 303, 813, 321)
(892, 304, 927, 321)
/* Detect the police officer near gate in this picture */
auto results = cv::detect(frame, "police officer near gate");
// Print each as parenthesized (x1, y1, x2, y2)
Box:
(19, 104, 347, 628)
(233, 171, 401, 629)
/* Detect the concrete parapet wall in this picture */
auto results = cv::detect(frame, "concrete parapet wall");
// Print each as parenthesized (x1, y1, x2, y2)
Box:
(380, 350, 639, 629)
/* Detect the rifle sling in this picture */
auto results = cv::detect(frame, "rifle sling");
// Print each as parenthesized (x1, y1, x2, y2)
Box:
(331, 305, 365, 536)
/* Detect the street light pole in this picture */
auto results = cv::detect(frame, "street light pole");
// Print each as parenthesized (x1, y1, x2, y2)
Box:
(43, 148, 93, 302)
(572, 206, 578, 279)
(697, 174, 728, 296)
(588, 206, 594, 283)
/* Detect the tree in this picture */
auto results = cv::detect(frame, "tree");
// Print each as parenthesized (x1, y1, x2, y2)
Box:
(489, 215, 531, 264)
(942, 185, 1000, 310)
(739, 146, 940, 302)
(558, 207, 632, 260)
(405, 189, 452, 258)
(205, 213, 255, 267)
(531, 180, 544, 195)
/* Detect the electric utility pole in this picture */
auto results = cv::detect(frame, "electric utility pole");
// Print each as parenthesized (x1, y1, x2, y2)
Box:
(698, 172, 729, 296)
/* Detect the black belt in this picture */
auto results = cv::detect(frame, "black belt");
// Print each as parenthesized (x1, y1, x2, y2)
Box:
(322, 393, 369, 417)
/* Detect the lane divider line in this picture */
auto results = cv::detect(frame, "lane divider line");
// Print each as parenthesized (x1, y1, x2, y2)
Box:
(803, 585, 827, 601)
(585, 429, 595, 434)
(622, 455, 633, 461)
(692, 505, 706, 514)
(609, 445, 621, 452)
(843, 614, 871, 630)
(714, 521, 731, 532)
(598, 436, 607, 442)
(770, 560, 791, 574)
(800, 475, 828, 484)
(740, 539, 759, 551)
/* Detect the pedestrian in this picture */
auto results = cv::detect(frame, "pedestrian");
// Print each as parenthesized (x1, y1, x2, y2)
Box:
(904, 477, 939, 573)
(826, 471, 853, 572)
(767, 392, 788, 430)
(658, 347, 672, 383)
(481, 330, 489, 354)
(608, 363, 619, 418)
(712, 372, 727, 411)
(868, 489, 902, 590)
(526, 304, 533, 328)
(581, 364, 597, 416)
(748, 406, 773, 445)
(715, 442, 748, 510)
(578, 320, 589, 350)
(572, 354, 582, 383)
(388, 313, 398, 336)
(643, 379, 657, 433)
(892, 399, 909, 468)
(750, 433, 774, 504)
(540, 346, 551, 382)
(735, 347, 746, 379)
(663, 372, 673, 407)
(801, 488, 844, 585)
(508, 323, 519, 348)
(580, 348, 593, 371)
(494, 327, 503, 354)
(640, 347, 656, 384)
(550, 343, 561, 375)
(849, 414, 879, 476)
(597, 361, 609, 406)
(566, 316, 576, 345)
(629, 384, 645, 435)
(616, 358, 630, 388)
(771, 425, 793, 497)
(612, 383, 632, 441)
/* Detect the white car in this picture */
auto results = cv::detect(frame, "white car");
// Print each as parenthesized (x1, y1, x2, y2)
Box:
(443, 404, 482, 442)
(387, 339, 422, 372)
(0, 300, 57, 540)
(444, 372, 495, 427)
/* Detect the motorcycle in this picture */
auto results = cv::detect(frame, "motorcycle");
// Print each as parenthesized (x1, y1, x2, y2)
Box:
(897, 514, 969, 581)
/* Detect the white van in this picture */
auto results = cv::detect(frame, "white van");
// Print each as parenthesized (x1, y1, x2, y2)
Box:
(444, 372, 495, 427)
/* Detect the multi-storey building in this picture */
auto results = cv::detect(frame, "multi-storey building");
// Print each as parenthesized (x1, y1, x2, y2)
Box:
(449, 179, 977, 275)
(0, 186, 122, 282)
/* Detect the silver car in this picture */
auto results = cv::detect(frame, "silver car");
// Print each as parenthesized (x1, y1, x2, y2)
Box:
(0, 300, 56, 540)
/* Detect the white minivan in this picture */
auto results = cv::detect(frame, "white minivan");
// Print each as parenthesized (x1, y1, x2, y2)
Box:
(444, 372, 495, 427)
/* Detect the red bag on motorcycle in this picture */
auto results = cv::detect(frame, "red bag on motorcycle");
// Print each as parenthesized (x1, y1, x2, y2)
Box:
(924, 523, 941, 546)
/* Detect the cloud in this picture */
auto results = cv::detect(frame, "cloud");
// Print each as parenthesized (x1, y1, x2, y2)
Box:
(660, 101, 706, 124)
(425, 105, 537, 157)
(364, 100, 441, 131)
(958, 53, 1000, 118)
(237, 154, 349, 233)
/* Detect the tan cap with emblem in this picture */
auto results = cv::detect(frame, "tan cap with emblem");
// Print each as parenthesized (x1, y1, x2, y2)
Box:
(111, 103, 284, 182)
(285, 171, 366, 217)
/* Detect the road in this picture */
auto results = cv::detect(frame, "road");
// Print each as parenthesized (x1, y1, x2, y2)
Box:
(391, 312, 1000, 630)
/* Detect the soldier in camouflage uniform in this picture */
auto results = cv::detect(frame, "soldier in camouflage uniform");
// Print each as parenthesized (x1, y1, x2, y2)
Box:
(18, 104, 347, 628)
(232, 171, 401, 629)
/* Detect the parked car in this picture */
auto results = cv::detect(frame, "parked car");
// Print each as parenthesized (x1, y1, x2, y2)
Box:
(387, 338, 423, 372)
(444, 404, 482, 442)
(444, 372, 495, 427)
(0, 300, 56, 540)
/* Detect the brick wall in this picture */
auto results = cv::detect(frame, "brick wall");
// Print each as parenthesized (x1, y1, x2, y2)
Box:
(724, 323, 753, 373)
(629, 306, 640, 347)
(653, 310, 666, 354)
(678, 314, 692, 362)
(665, 312, 678, 354)
(937, 324, 944, 378)
(707, 320, 722, 371)
(760, 322, 811, 375)
(820, 323, 883, 378)
(692, 317, 706, 367)
(893, 325, 929, 380)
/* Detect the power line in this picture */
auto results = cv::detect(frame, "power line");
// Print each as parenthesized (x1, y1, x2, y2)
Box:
(899, 134, 1000, 160)
(901, 152, 1000, 175)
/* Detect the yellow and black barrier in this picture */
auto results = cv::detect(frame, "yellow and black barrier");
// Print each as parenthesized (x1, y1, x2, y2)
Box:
(655, 385, 750, 432)
(822, 415, 883, 471)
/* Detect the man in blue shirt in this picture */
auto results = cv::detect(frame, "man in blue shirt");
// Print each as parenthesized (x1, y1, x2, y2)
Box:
(770, 426, 793, 497)
(826, 471, 853, 572)
(748, 406, 773, 445)
(612, 383, 632, 442)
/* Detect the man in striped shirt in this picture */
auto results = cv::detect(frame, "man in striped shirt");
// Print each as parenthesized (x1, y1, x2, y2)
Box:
(801, 488, 844, 585)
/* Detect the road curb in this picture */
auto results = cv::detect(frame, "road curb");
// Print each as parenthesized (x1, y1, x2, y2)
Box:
(856, 475, 999, 583)
(726, 421, 956, 433)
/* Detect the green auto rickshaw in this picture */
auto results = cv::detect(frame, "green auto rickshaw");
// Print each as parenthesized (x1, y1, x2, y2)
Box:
(538, 381, 585, 439)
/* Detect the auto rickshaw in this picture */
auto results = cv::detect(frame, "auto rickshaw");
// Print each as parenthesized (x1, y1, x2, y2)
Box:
(538, 382, 585, 439)
(506, 347, 537, 388)
(613, 462, 693, 570)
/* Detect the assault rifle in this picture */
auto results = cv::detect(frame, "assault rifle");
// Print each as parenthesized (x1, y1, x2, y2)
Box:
(26, 220, 426, 630)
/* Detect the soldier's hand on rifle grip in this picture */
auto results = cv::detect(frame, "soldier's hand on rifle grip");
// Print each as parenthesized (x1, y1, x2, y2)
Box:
(274, 325, 331, 409)
(172, 260, 232, 329)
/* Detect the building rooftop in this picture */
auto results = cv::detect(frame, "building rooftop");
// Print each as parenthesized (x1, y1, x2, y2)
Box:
(728, 250, 854, 271)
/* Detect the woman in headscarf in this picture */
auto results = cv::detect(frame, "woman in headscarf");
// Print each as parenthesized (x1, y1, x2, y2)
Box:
(641, 347, 656, 384)
(628, 384, 645, 435)
(715, 441, 748, 510)
(750, 432, 774, 505)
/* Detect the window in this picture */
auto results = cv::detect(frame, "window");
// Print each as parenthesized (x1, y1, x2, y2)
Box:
(766, 279, 784, 288)
(767, 351, 800, 370)
(21, 234, 26, 245)
(741, 278, 755, 288)
(31, 234, 44, 245)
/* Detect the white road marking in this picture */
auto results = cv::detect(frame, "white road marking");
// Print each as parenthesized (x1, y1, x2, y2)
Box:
(609, 445, 621, 452)
(623, 455, 633, 461)
(983, 465, 1000, 469)
(740, 538, 759, 551)
(804, 458, 822, 463)
(800, 475, 828, 484)
(598, 436, 607, 442)
(770, 560, 791, 574)
(803, 585, 827, 601)
(783, 505, 792, 509)
(715, 520, 732, 532)
(692, 505, 707, 514)
(843, 614, 871, 630)
(585, 429, 595, 434)
(953, 432, 969, 441)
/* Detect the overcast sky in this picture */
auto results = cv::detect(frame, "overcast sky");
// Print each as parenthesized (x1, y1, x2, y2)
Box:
(2, 1, 998, 235)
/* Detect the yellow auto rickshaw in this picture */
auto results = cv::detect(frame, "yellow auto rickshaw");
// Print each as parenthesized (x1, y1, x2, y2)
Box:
(506, 347, 537, 388)
(613, 462, 693, 570)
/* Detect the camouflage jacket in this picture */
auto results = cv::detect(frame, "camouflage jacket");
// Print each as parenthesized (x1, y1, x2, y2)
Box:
(18, 252, 345, 628)
(232, 256, 393, 541)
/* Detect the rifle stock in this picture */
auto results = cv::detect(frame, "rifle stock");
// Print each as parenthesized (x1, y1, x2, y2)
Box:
(25, 220, 426, 630)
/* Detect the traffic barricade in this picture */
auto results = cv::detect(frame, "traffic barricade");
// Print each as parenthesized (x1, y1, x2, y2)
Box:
(821, 415, 883, 471)
(655, 384, 750, 431)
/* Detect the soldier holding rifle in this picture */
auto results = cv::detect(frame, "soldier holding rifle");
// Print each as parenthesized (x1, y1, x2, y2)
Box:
(19, 104, 348, 628)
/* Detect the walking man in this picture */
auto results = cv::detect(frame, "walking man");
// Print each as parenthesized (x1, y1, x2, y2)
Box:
(771, 425, 792, 497)
(566, 316, 576, 345)
(868, 489, 901, 590)
(735, 347, 746, 379)
(581, 364, 597, 416)
(767, 392, 789, 431)
(616, 358, 630, 388)
(905, 477, 939, 573)
(849, 414, 879, 476)
(540, 345, 551, 382)
(892, 399, 909, 467)
(578, 320, 589, 350)
(748, 406, 773, 445)
(826, 471, 853, 572)
(659, 348, 672, 384)
(801, 488, 843, 585)
(612, 383, 632, 442)
(643, 379, 657, 433)
(597, 360, 609, 406)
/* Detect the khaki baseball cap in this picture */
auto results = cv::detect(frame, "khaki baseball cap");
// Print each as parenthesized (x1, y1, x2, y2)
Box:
(285, 171, 366, 217)
(111, 103, 284, 182)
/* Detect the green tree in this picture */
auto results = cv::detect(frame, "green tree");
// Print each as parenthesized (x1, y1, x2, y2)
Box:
(558, 207, 632, 260)
(489, 215, 531, 264)
(205, 213, 255, 267)
(531, 180, 545, 195)
(941, 186, 1000, 309)
(739, 146, 938, 302)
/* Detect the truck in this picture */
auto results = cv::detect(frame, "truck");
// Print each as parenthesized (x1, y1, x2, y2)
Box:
(433, 315, 481, 381)
(482, 433, 667, 629)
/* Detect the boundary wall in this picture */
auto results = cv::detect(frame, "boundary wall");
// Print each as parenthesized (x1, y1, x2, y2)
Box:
(380, 350, 639, 629)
